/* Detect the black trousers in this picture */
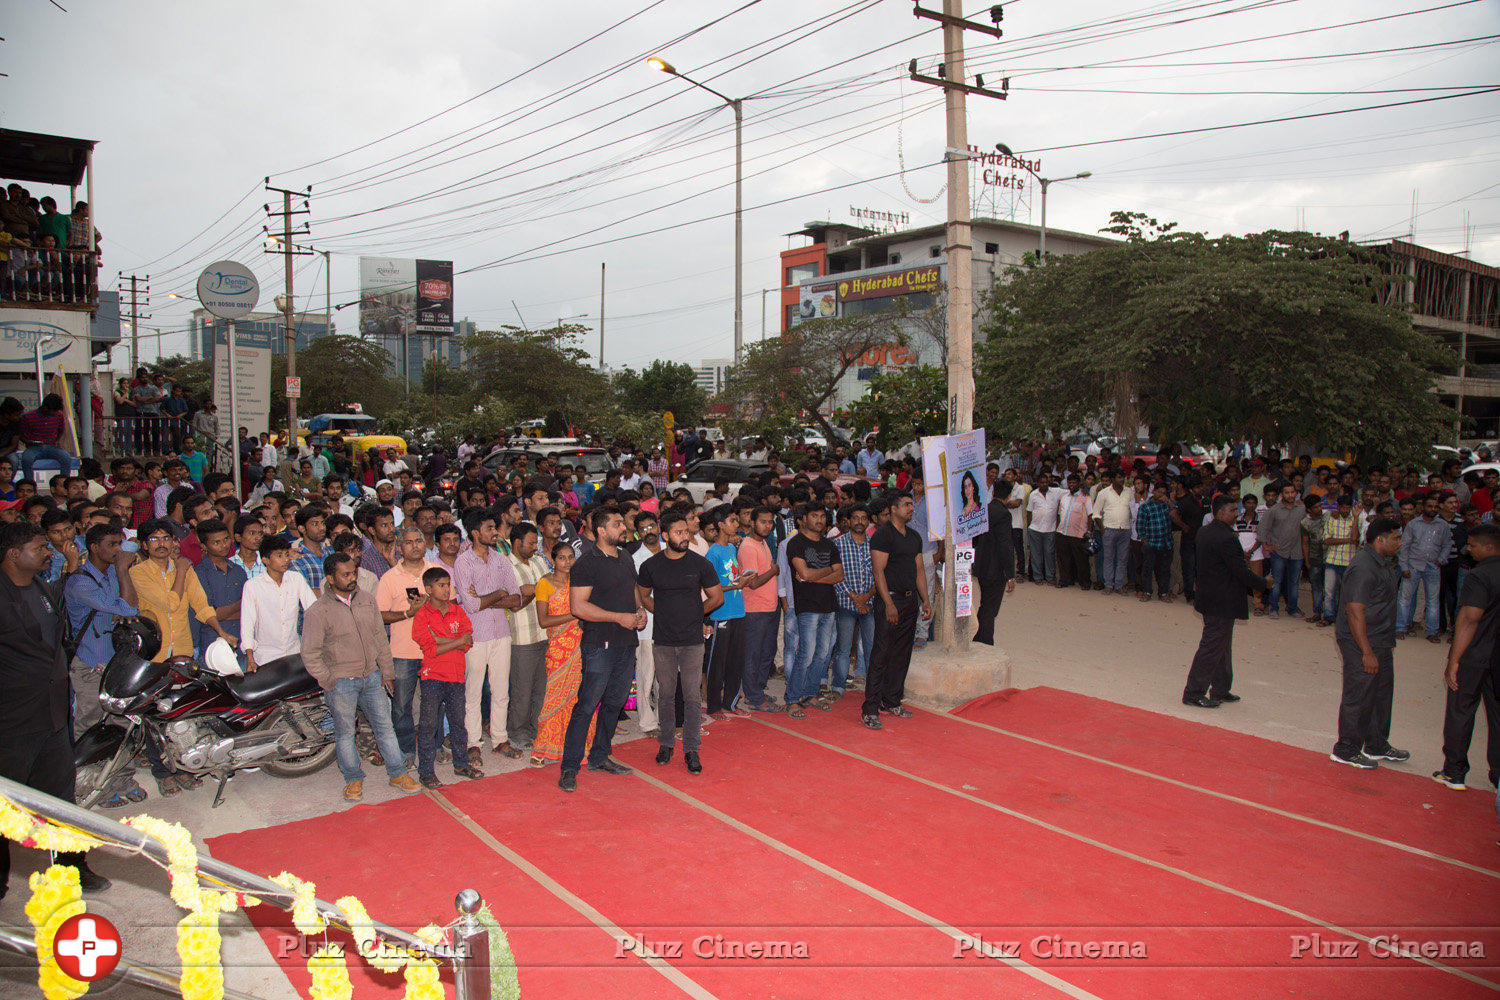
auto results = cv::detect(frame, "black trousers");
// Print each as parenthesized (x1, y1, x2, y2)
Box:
(1333, 639, 1395, 758)
(1057, 535, 1091, 589)
(863, 590, 917, 716)
(1011, 528, 1025, 579)
(705, 617, 746, 715)
(1439, 562, 1460, 633)
(0, 726, 83, 893)
(1441, 660, 1500, 783)
(973, 579, 1005, 645)
(1138, 545, 1172, 597)
(1184, 615, 1235, 700)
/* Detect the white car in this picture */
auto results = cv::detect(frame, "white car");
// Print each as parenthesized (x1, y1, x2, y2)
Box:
(675, 459, 768, 503)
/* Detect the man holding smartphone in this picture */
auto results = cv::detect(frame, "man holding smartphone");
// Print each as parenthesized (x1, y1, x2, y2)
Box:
(376, 526, 437, 768)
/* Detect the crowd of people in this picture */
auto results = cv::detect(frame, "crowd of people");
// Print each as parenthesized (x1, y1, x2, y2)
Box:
(0, 181, 99, 303)
(3, 413, 1498, 901)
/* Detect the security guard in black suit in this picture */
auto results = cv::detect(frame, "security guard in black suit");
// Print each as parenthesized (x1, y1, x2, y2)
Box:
(1183, 494, 1269, 707)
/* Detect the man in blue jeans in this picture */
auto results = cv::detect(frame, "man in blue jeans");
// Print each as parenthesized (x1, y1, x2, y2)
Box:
(17, 393, 72, 481)
(785, 504, 843, 718)
(832, 504, 876, 697)
(559, 508, 647, 793)
(1397, 493, 1452, 642)
(1257, 482, 1305, 620)
(300, 553, 421, 802)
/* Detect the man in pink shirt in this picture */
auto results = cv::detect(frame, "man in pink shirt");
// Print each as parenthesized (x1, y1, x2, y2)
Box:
(375, 525, 436, 767)
(453, 510, 523, 763)
(737, 506, 784, 711)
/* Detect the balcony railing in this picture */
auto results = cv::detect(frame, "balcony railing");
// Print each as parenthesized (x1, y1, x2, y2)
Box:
(1, 245, 99, 307)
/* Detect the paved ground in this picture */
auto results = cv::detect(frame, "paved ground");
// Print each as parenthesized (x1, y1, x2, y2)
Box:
(1, 575, 1487, 998)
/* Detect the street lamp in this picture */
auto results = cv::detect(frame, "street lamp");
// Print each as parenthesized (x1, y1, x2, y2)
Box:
(995, 143, 1090, 258)
(649, 56, 744, 366)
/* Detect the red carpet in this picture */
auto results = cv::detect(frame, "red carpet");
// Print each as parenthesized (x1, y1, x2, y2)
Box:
(204, 686, 1500, 999)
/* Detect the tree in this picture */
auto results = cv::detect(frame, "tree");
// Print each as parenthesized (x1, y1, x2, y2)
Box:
(269, 335, 400, 427)
(839, 365, 947, 449)
(464, 325, 608, 431)
(718, 312, 904, 444)
(151, 355, 212, 402)
(975, 213, 1457, 464)
(612, 360, 708, 426)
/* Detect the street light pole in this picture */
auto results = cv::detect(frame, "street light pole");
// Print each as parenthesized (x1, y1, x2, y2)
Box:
(649, 57, 744, 365)
(996, 144, 1090, 259)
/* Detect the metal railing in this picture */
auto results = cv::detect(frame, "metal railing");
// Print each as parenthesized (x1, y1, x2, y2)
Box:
(0, 924, 264, 1000)
(0, 775, 491, 1000)
(96, 415, 239, 472)
(0, 247, 99, 307)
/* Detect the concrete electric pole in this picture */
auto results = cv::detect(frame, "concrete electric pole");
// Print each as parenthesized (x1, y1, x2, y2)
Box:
(264, 181, 310, 440)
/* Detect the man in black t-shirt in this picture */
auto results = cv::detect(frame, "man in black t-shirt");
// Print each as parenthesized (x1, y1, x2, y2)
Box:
(637, 509, 724, 772)
(785, 504, 842, 717)
(863, 491, 931, 729)
(1436, 522, 1500, 789)
(559, 508, 647, 792)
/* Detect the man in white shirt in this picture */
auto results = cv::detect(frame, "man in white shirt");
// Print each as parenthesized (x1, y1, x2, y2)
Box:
(239, 535, 318, 672)
(1093, 470, 1134, 594)
(618, 458, 643, 492)
(259, 434, 278, 470)
(1025, 474, 1061, 583)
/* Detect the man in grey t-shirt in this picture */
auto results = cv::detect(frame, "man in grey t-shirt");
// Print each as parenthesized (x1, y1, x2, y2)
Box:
(1257, 482, 1306, 619)
(1331, 517, 1407, 769)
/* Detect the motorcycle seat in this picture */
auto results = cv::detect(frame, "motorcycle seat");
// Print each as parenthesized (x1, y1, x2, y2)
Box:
(225, 655, 322, 707)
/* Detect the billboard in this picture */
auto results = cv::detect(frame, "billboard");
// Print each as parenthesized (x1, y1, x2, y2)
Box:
(358, 257, 453, 342)
(837, 264, 941, 303)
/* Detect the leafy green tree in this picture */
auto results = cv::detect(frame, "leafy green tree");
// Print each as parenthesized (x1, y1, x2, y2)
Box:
(976, 212, 1456, 463)
(270, 335, 400, 426)
(464, 325, 608, 430)
(151, 355, 212, 402)
(719, 312, 904, 444)
(612, 360, 708, 426)
(839, 365, 947, 449)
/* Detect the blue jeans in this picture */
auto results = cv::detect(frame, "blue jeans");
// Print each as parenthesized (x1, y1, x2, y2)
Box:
(1100, 528, 1132, 590)
(1306, 563, 1326, 620)
(1323, 564, 1347, 622)
(416, 679, 467, 780)
(20, 444, 70, 480)
(326, 671, 408, 783)
(833, 608, 875, 690)
(560, 643, 635, 773)
(1027, 529, 1056, 583)
(1397, 564, 1441, 636)
(789, 612, 836, 703)
(1267, 554, 1302, 615)
(782, 603, 798, 676)
(390, 657, 421, 757)
(741, 610, 779, 707)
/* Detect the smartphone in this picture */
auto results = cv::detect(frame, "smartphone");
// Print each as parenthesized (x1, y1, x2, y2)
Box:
(406, 587, 419, 599)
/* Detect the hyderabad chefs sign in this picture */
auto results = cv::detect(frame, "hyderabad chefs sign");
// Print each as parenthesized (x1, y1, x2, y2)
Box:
(836, 264, 941, 303)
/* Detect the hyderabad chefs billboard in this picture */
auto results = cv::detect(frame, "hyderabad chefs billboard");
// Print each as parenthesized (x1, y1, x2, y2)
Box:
(358, 257, 454, 340)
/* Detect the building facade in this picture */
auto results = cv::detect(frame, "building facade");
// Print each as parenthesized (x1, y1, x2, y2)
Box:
(695, 357, 732, 395)
(780, 218, 1117, 409)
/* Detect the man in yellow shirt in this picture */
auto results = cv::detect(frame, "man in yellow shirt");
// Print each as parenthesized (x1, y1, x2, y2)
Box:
(129, 518, 238, 661)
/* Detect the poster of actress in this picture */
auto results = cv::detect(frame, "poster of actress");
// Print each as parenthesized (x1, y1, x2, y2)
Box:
(944, 428, 989, 544)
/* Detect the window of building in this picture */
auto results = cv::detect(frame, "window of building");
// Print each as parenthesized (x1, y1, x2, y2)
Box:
(785, 303, 800, 328)
(930, 245, 941, 258)
(889, 252, 902, 264)
(984, 242, 999, 255)
(786, 262, 820, 286)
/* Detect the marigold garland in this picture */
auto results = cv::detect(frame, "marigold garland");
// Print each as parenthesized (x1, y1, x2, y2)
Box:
(307, 944, 354, 1000)
(272, 871, 327, 936)
(0, 795, 98, 854)
(123, 814, 200, 909)
(177, 889, 230, 1000)
(401, 954, 445, 1000)
(25, 864, 89, 1000)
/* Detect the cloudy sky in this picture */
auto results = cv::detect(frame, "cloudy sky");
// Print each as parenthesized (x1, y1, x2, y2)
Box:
(7, 0, 1498, 369)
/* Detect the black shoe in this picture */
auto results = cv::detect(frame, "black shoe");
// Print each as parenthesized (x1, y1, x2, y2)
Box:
(862, 714, 883, 730)
(655, 746, 673, 766)
(420, 775, 443, 790)
(1214, 692, 1241, 703)
(587, 759, 633, 776)
(684, 751, 702, 774)
(1182, 695, 1220, 708)
(1364, 745, 1410, 763)
(882, 705, 914, 719)
(559, 770, 577, 793)
(1330, 750, 1378, 770)
(1432, 770, 1467, 790)
(78, 867, 112, 894)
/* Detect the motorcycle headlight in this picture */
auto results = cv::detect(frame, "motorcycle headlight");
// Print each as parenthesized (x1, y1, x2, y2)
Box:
(100, 694, 131, 713)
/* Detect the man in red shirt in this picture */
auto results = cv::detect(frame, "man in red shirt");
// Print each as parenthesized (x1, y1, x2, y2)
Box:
(412, 566, 484, 789)
(18, 394, 71, 481)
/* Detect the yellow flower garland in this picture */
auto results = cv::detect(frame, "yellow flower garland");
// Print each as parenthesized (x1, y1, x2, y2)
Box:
(271, 871, 327, 936)
(123, 815, 201, 909)
(307, 945, 354, 1000)
(24, 864, 89, 1000)
(0, 795, 97, 854)
(177, 888, 233, 1000)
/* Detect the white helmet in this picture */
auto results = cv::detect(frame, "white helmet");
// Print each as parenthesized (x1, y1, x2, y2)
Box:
(203, 638, 242, 677)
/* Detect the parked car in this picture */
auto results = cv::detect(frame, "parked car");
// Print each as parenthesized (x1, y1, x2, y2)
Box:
(482, 445, 612, 483)
(675, 459, 769, 503)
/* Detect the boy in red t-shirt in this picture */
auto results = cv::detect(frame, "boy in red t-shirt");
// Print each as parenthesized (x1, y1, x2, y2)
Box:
(412, 566, 484, 788)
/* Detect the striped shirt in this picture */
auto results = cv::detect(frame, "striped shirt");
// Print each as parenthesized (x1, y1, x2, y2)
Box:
(1322, 514, 1358, 567)
(291, 541, 335, 592)
(507, 551, 549, 646)
(1055, 490, 1093, 538)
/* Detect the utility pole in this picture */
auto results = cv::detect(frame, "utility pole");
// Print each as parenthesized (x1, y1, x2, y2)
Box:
(599, 262, 606, 370)
(264, 181, 311, 440)
(119, 273, 148, 372)
(910, 1, 1007, 655)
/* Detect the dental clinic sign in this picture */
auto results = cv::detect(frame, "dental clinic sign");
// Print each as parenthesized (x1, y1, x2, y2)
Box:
(196, 261, 260, 320)
(0, 311, 89, 373)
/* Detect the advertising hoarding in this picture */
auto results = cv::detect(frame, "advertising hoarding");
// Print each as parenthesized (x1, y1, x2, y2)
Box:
(359, 257, 454, 341)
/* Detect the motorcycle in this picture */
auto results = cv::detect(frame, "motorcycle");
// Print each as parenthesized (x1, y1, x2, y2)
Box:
(75, 619, 337, 808)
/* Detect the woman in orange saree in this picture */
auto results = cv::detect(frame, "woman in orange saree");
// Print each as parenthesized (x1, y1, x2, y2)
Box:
(531, 543, 592, 766)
